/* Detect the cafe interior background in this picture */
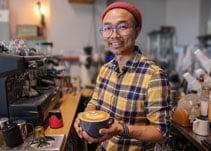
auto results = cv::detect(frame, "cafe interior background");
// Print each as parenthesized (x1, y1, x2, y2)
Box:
(1, 0, 211, 150)
(1, 0, 211, 78)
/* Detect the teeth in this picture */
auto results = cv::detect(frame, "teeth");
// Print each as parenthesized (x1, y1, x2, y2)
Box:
(111, 42, 121, 46)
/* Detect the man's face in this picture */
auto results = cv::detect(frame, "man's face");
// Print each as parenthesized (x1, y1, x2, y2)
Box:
(102, 8, 141, 56)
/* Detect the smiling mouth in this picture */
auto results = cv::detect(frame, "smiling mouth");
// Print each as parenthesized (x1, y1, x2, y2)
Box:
(109, 41, 122, 48)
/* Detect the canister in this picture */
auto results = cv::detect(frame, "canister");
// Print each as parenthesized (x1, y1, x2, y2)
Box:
(2, 123, 23, 147)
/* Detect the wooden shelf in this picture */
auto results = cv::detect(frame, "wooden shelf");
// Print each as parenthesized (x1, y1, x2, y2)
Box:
(63, 56, 79, 61)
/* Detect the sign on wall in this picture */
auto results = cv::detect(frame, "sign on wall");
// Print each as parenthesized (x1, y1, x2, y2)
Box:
(0, 10, 8, 22)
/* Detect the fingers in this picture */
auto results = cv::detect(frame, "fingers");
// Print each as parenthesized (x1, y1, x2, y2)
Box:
(74, 117, 84, 139)
(99, 124, 119, 137)
(82, 130, 105, 143)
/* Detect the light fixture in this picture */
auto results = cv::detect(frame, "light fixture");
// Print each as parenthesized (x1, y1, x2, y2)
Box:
(34, 0, 47, 28)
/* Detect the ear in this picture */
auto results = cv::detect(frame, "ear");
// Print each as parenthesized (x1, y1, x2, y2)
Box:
(135, 26, 141, 39)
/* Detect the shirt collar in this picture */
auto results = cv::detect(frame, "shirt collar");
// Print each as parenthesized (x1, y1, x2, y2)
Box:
(108, 46, 142, 72)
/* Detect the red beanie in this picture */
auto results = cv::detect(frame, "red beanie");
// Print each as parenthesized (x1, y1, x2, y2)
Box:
(102, 2, 142, 27)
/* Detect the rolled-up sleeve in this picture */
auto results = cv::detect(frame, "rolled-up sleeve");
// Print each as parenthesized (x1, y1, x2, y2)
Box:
(145, 71, 171, 137)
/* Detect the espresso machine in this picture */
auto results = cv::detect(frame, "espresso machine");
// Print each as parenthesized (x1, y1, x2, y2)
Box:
(0, 53, 60, 126)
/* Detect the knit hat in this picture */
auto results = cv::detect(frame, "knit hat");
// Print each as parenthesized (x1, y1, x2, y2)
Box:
(102, 2, 142, 27)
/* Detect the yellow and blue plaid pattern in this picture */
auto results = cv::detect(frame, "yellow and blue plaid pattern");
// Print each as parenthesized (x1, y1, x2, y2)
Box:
(88, 46, 170, 150)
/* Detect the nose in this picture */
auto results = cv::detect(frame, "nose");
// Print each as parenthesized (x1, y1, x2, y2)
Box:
(110, 28, 120, 38)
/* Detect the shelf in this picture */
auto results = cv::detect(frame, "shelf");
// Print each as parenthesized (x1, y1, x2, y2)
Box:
(63, 56, 79, 61)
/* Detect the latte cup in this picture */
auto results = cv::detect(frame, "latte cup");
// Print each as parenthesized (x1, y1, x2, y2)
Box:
(79, 110, 114, 138)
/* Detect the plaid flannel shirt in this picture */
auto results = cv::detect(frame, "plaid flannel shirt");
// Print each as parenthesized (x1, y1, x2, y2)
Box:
(88, 46, 170, 151)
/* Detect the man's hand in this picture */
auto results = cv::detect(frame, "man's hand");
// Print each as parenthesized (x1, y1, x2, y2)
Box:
(74, 116, 122, 144)
(74, 116, 84, 139)
(81, 123, 121, 144)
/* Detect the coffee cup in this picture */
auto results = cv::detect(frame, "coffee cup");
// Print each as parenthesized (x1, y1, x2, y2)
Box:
(79, 110, 114, 138)
(13, 120, 33, 140)
(193, 117, 209, 136)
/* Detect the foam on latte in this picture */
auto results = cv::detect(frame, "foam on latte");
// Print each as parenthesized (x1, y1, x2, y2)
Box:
(79, 110, 109, 122)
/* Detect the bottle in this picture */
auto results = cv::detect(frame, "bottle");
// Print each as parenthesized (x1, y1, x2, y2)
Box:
(197, 74, 205, 97)
(200, 86, 209, 118)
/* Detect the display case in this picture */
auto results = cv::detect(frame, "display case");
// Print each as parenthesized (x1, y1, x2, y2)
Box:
(147, 27, 175, 73)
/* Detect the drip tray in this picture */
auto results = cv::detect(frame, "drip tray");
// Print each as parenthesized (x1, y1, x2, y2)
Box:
(0, 134, 65, 151)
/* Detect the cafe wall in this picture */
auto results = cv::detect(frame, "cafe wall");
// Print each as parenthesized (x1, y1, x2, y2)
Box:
(5, 0, 211, 56)
(9, 0, 50, 38)
(7, 0, 166, 56)
(49, 0, 168, 55)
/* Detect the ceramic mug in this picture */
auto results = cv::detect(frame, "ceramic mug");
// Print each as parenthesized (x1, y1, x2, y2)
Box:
(193, 117, 209, 136)
(79, 110, 114, 138)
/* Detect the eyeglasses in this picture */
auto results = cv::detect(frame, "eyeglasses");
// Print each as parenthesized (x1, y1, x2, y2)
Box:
(99, 22, 135, 38)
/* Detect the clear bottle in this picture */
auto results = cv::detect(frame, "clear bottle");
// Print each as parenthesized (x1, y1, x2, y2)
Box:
(200, 86, 209, 118)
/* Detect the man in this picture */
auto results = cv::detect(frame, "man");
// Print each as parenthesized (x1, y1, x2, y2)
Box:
(74, 2, 170, 150)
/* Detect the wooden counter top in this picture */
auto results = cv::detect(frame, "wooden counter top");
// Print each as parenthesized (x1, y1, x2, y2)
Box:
(44, 88, 93, 150)
(0, 89, 92, 151)
(45, 92, 81, 150)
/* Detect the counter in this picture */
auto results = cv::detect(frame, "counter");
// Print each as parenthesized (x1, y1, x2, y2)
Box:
(45, 92, 81, 150)
(45, 88, 93, 150)
(173, 121, 211, 151)
(0, 88, 93, 151)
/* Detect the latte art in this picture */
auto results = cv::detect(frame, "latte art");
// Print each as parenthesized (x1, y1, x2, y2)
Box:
(79, 110, 109, 122)
(79, 110, 114, 138)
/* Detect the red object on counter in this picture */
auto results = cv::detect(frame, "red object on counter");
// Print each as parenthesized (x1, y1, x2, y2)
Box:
(48, 109, 63, 129)
(49, 115, 63, 128)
